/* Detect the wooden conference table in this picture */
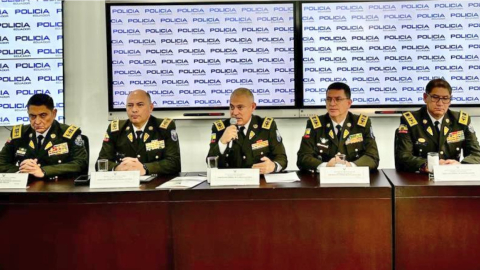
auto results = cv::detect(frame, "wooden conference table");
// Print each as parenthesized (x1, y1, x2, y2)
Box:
(383, 169, 480, 270)
(0, 171, 392, 270)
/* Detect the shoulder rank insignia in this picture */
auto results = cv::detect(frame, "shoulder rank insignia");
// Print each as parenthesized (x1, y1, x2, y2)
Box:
(357, 114, 368, 127)
(12, 124, 22, 139)
(403, 112, 418, 127)
(262, 117, 273, 129)
(310, 116, 321, 129)
(214, 120, 225, 131)
(110, 120, 119, 132)
(63, 125, 79, 139)
(160, 118, 172, 129)
(459, 111, 468, 126)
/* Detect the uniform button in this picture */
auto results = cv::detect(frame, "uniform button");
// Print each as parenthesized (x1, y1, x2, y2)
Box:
(456, 148, 460, 151)
(58, 160, 62, 164)
(355, 149, 358, 152)
(320, 150, 323, 153)
(337, 152, 341, 155)
(137, 155, 141, 158)
(420, 149, 423, 152)
(155, 155, 159, 159)
(440, 151, 444, 155)
(260, 152, 263, 155)
(226, 154, 229, 157)
(243, 156, 246, 160)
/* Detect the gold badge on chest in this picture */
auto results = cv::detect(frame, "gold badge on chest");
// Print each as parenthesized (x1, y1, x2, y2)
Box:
(426, 126, 433, 136)
(127, 133, 133, 142)
(329, 130, 334, 139)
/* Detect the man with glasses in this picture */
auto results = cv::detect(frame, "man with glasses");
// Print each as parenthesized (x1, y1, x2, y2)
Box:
(395, 78, 480, 172)
(207, 88, 287, 174)
(297, 82, 379, 171)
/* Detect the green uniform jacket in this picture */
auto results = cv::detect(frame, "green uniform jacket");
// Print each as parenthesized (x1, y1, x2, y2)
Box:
(395, 106, 480, 172)
(297, 112, 379, 171)
(207, 115, 288, 170)
(0, 120, 88, 178)
(97, 116, 181, 175)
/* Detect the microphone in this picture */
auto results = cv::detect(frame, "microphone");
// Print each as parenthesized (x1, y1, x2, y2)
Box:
(228, 118, 238, 149)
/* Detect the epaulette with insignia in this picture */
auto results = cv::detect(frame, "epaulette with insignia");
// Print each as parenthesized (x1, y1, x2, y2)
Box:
(110, 120, 120, 132)
(459, 111, 469, 126)
(357, 114, 368, 127)
(310, 116, 321, 129)
(262, 117, 273, 129)
(63, 125, 79, 139)
(403, 112, 418, 127)
(12, 124, 22, 139)
(160, 118, 172, 129)
(214, 120, 225, 131)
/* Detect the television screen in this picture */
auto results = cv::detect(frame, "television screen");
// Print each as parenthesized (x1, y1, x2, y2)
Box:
(0, 0, 64, 126)
(107, 3, 296, 110)
(302, 1, 480, 107)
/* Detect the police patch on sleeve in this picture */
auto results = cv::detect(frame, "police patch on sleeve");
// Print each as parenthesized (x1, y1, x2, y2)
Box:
(74, 135, 84, 146)
(276, 129, 282, 142)
(171, 129, 178, 142)
(469, 124, 476, 134)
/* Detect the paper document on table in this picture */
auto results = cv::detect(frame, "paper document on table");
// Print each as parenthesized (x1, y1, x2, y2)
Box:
(156, 176, 206, 189)
(264, 172, 300, 183)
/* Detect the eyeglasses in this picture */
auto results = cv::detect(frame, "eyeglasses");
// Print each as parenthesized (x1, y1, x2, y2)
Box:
(326, 97, 349, 104)
(427, 94, 452, 104)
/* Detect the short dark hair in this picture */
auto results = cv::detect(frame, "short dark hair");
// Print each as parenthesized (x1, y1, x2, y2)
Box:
(425, 78, 452, 95)
(26, 94, 54, 110)
(326, 82, 351, 99)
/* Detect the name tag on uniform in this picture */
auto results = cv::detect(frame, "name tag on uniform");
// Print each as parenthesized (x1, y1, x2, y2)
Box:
(48, 143, 69, 156)
(15, 148, 27, 156)
(447, 131, 465, 143)
(252, 140, 269, 150)
(346, 133, 363, 145)
(146, 140, 165, 151)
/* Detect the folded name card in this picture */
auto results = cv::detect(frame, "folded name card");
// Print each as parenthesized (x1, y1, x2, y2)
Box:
(434, 164, 480, 182)
(210, 168, 260, 186)
(90, 171, 140, 188)
(0, 173, 28, 189)
(319, 167, 370, 184)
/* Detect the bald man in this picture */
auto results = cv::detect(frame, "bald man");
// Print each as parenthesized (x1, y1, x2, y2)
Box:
(207, 88, 287, 174)
(96, 90, 181, 175)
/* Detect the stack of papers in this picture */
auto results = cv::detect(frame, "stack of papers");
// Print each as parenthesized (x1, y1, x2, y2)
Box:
(156, 176, 206, 189)
(264, 172, 300, 183)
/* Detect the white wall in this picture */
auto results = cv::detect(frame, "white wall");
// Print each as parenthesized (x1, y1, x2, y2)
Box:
(0, 0, 479, 172)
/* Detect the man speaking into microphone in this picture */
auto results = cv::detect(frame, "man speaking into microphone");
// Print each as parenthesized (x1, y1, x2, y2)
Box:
(207, 88, 287, 174)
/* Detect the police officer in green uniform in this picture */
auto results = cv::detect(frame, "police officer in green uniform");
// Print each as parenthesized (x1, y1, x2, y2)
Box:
(0, 94, 88, 178)
(207, 88, 287, 174)
(297, 82, 379, 171)
(97, 89, 181, 175)
(395, 79, 480, 173)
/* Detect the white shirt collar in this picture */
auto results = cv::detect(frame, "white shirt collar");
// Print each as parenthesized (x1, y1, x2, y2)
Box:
(35, 126, 52, 139)
(132, 119, 149, 137)
(238, 118, 251, 135)
(331, 118, 346, 134)
(426, 110, 444, 128)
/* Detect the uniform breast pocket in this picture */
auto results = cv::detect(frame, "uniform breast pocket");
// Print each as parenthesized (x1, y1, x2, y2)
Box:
(252, 146, 270, 163)
(48, 153, 70, 165)
(346, 142, 365, 160)
(146, 149, 164, 162)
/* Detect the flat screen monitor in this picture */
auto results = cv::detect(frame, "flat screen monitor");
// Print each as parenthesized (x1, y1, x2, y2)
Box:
(302, 0, 480, 107)
(107, 2, 296, 110)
